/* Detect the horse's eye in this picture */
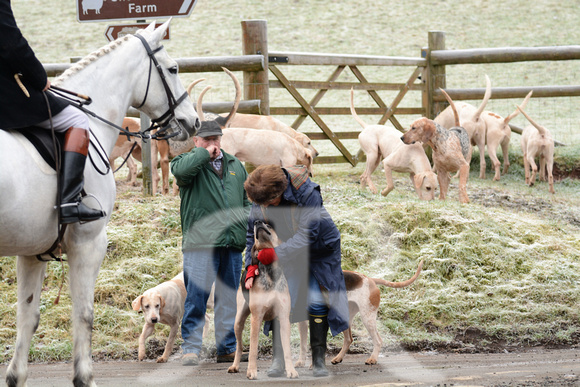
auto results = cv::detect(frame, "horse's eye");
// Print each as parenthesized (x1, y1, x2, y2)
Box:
(169, 66, 178, 74)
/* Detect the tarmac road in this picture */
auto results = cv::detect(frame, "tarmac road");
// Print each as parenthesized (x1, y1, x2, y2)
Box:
(2, 348, 579, 387)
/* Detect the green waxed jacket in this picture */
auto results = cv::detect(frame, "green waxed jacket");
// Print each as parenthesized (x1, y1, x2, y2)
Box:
(171, 147, 251, 252)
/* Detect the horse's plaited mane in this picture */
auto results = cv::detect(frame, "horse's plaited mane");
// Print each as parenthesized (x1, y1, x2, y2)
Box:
(54, 35, 133, 85)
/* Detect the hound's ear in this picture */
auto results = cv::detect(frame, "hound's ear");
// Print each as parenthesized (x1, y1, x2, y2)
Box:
(413, 173, 425, 191)
(307, 153, 314, 177)
(159, 296, 166, 313)
(251, 245, 260, 263)
(132, 295, 143, 311)
(423, 121, 436, 142)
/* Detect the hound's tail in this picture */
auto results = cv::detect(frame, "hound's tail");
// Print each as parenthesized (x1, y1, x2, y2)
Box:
(371, 260, 424, 288)
(349, 87, 368, 129)
(516, 104, 548, 137)
(439, 88, 460, 127)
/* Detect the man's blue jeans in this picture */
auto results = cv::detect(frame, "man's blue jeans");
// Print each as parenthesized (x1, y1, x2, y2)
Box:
(181, 247, 242, 356)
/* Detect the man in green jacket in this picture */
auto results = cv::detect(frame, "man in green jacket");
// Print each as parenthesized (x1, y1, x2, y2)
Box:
(171, 121, 251, 366)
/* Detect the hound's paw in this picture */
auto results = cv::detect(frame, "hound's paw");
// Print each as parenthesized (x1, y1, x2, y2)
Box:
(156, 356, 168, 363)
(331, 356, 343, 364)
(138, 352, 145, 361)
(247, 369, 258, 380)
(228, 365, 239, 373)
(286, 369, 299, 379)
(364, 357, 378, 365)
(294, 359, 305, 368)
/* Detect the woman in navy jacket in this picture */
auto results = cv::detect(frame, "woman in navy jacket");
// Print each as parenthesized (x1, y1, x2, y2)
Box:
(244, 165, 349, 378)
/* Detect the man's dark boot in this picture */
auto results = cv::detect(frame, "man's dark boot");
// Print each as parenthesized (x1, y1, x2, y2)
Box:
(59, 127, 106, 224)
(267, 319, 285, 377)
(310, 314, 329, 377)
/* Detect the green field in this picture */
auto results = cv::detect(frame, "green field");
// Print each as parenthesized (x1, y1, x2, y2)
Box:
(1, 0, 579, 363)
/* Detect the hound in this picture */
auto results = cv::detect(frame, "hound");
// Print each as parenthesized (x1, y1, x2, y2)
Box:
(351, 88, 437, 200)
(228, 221, 299, 380)
(220, 128, 314, 176)
(516, 103, 555, 194)
(223, 113, 319, 159)
(481, 91, 533, 181)
(132, 273, 187, 363)
(195, 76, 314, 176)
(434, 75, 491, 179)
(132, 274, 216, 363)
(401, 103, 471, 203)
(295, 261, 423, 366)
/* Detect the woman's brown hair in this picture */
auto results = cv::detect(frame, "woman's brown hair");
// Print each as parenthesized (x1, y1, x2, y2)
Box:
(244, 165, 288, 205)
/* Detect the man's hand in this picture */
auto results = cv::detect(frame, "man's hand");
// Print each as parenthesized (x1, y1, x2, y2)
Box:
(206, 144, 220, 160)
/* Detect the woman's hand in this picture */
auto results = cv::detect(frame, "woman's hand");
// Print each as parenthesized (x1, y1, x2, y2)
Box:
(245, 264, 259, 289)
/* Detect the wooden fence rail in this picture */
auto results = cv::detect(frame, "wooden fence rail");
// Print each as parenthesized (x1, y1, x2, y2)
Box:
(268, 51, 425, 67)
(430, 45, 580, 65)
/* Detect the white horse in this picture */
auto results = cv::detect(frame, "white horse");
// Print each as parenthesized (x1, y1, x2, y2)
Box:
(0, 21, 199, 387)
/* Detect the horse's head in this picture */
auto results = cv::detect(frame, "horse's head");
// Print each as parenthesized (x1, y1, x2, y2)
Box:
(132, 20, 200, 141)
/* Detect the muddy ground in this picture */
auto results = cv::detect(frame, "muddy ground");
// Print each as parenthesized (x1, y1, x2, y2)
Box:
(3, 348, 579, 387)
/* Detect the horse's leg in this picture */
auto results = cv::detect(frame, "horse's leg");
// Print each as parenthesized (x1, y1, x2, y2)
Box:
(67, 233, 107, 387)
(6, 256, 47, 387)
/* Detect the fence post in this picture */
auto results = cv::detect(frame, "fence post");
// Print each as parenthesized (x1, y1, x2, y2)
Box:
(426, 31, 446, 119)
(140, 114, 153, 196)
(241, 20, 269, 115)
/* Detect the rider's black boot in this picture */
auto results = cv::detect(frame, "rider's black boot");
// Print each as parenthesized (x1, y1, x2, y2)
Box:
(59, 127, 106, 224)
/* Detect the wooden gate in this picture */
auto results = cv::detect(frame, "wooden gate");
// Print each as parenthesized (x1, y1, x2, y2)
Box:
(267, 54, 426, 165)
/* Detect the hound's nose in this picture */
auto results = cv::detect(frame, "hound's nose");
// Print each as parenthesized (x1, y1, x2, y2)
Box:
(151, 317, 158, 324)
(254, 220, 265, 227)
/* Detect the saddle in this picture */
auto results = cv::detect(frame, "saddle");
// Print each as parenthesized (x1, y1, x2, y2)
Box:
(7, 126, 65, 170)
(0, 126, 65, 171)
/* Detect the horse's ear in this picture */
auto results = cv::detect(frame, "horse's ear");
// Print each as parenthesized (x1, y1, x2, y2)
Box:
(151, 18, 171, 43)
(142, 21, 156, 33)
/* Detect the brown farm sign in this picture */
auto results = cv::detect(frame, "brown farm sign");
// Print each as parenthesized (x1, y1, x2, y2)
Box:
(77, 0, 197, 22)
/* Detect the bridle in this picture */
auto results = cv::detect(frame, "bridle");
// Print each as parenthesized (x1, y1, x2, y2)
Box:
(51, 33, 193, 143)
(133, 34, 191, 140)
